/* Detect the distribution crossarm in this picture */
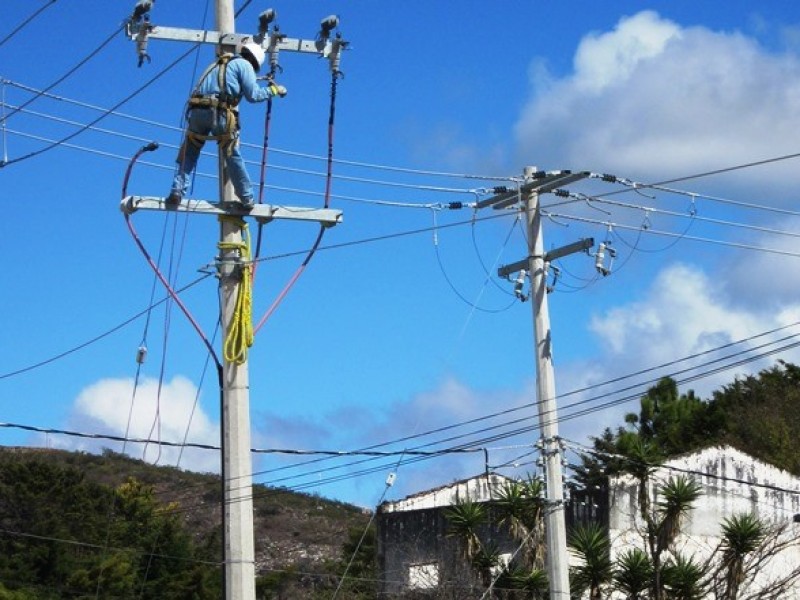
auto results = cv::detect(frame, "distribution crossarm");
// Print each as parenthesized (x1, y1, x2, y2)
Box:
(126, 23, 337, 57)
(120, 195, 343, 227)
(476, 170, 590, 209)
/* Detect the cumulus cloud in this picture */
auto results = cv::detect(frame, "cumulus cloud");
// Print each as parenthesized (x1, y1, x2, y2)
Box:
(587, 262, 800, 398)
(515, 11, 800, 192)
(60, 376, 220, 474)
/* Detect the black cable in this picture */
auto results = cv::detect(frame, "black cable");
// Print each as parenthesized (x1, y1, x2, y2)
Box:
(0, 0, 57, 49)
(2, 23, 123, 126)
(0, 274, 212, 380)
(1, 41, 201, 168)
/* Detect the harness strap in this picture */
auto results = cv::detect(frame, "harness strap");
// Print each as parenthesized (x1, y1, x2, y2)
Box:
(184, 53, 242, 156)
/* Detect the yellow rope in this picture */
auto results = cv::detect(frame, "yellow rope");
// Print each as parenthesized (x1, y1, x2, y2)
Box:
(218, 215, 253, 365)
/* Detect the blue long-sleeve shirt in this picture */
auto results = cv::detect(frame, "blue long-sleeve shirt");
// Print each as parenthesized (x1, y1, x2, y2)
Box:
(196, 56, 272, 103)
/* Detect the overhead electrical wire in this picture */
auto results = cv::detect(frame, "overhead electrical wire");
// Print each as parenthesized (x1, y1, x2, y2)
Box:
(0, 0, 58, 49)
(241, 325, 800, 494)
(0, 41, 202, 168)
(7, 312, 793, 518)
(1, 23, 124, 127)
(541, 210, 800, 259)
(433, 207, 518, 314)
(122, 143, 221, 368)
(0, 80, 511, 186)
(0, 274, 213, 381)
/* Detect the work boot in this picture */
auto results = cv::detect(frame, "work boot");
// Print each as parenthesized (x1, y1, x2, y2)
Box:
(166, 191, 182, 205)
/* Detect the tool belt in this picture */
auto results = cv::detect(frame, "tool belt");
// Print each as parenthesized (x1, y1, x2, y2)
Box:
(184, 94, 240, 157)
(188, 93, 240, 110)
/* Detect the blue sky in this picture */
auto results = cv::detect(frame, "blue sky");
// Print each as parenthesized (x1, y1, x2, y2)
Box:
(2, 1, 800, 509)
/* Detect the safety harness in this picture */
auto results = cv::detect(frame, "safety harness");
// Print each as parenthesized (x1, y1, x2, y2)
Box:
(181, 53, 242, 158)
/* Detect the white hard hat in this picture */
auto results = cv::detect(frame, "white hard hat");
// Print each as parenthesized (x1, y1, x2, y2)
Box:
(241, 42, 265, 70)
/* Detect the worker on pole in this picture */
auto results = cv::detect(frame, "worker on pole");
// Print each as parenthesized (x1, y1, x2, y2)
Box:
(167, 42, 287, 206)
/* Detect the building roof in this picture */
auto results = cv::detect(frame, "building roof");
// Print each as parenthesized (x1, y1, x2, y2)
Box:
(378, 472, 516, 514)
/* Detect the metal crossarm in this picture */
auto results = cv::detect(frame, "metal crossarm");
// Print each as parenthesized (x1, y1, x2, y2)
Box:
(120, 195, 343, 227)
(477, 170, 591, 210)
(126, 23, 338, 57)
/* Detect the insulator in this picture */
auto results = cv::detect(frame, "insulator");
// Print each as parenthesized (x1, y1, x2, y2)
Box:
(136, 346, 147, 364)
(554, 189, 569, 197)
(448, 201, 463, 210)
(601, 173, 617, 182)
(386, 472, 396, 487)
(493, 186, 508, 194)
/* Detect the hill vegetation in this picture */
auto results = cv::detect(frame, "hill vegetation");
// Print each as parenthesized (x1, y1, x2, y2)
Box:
(0, 447, 372, 599)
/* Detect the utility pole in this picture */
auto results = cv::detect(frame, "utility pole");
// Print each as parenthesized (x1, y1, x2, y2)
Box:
(122, 3, 345, 599)
(524, 165, 569, 600)
(491, 167, 590, 600)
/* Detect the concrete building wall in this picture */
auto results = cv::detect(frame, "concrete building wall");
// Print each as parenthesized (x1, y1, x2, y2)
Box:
(608, 445, 800, 598)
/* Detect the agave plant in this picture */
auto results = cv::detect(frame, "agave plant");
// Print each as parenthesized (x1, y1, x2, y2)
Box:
(494, 477, 546, 568)
(662, 553, 709, 600)
(568, 523, 612, 600)
(508, 566, 549, 599)
(655, 476, 703, 554)
(444, 498, 486, 562)
(613, 548, 653, 599)
(719, 513, 767, 599)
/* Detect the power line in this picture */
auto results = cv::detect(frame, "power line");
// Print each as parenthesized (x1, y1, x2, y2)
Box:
(0, 274, 212, 380)
(0, 0, 57, 48)
(1, 41, 200, 167)
(592, 152, 800, 200)
(1, 24, 124, 127)
(0, 80, 515, 184)
(589, 196, 800, 241)
(541, 210, 800, 259)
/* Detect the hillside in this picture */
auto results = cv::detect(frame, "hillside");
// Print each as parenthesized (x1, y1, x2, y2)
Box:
(0, 446, 371, 598)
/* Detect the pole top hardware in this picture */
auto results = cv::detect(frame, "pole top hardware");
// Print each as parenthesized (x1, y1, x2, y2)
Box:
(125, 22, 346, 60)
(476, 171, 591, 210)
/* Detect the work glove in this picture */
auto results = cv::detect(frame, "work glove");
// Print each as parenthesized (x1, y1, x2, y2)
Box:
(268, 83, 288, 98)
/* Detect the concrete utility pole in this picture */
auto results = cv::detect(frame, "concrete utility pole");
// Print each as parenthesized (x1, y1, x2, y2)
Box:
(492, 167, 590, 600)
(122, 3, 345, 599)
(524, 165, 570, 600)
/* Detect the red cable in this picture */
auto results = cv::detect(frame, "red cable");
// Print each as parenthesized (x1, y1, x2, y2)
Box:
(253, 70, 339, 334)
(122, 144, 221, 369)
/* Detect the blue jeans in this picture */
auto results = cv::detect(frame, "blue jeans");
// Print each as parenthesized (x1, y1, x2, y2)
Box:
(171, 106, 254, 203)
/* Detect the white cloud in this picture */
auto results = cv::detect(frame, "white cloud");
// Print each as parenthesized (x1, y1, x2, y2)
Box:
(572, 11, 682, 93)
(515, 11, 800, 191)
(61, 376, 220, 473)
(587, 262, 800, 397)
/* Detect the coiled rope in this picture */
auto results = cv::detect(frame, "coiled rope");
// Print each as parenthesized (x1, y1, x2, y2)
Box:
(218, 214, 254, 364)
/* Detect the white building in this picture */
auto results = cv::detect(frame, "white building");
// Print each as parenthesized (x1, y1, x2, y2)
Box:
(608, 445, 800, 598)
